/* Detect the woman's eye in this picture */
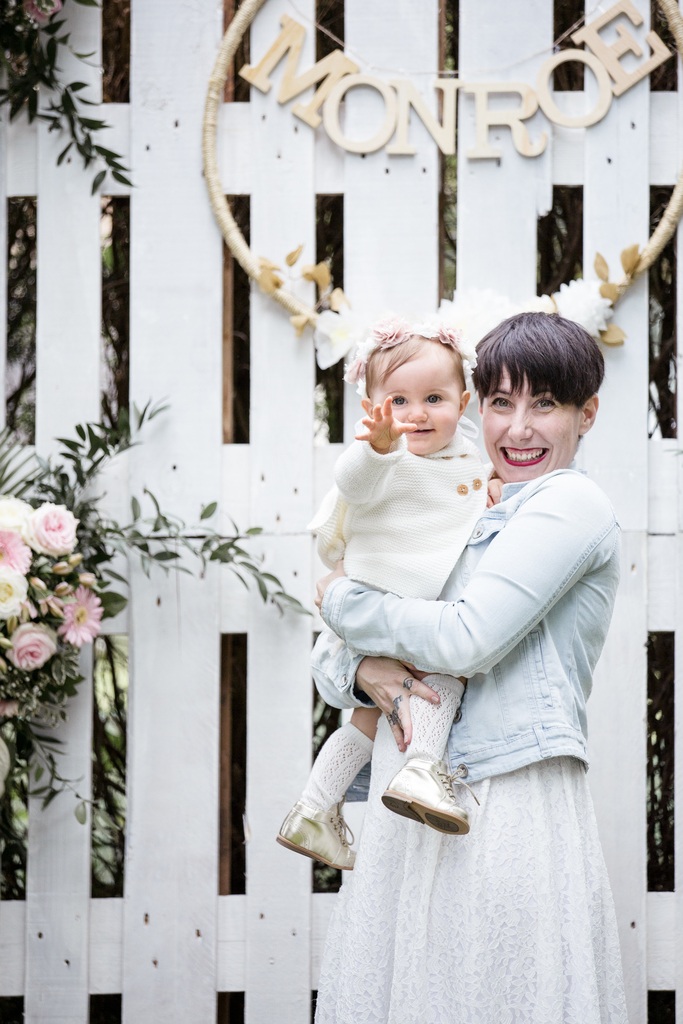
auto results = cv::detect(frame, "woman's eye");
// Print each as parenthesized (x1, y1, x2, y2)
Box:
(537, 399, 555, 409)
(392, 396, 406, 405)
(492, 397, 510, 408)
(426, 395, 441, 404)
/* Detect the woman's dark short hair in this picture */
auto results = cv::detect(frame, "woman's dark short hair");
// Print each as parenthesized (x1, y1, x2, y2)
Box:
(473, 312, 605, 407)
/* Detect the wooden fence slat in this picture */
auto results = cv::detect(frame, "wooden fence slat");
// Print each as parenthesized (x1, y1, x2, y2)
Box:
(24, 4, 101, 1019)
(457, 0, 553, 302)
(24, 650, 93, 1024)
(0, 900, 25, 997)
(578, 12, 651, 1021)
(122, 0, 223, 1020)
(88, 899, 123, 995)
(342, 0, 440, 443)
(243, 7, 316, 1014)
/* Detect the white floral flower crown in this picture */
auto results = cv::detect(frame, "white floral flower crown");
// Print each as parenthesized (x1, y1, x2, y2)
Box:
(343, 314, 478, 397)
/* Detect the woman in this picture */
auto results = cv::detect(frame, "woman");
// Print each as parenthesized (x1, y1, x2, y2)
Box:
(312, 312, 628, 1024)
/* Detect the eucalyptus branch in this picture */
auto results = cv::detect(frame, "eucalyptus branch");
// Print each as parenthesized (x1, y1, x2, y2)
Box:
(0, 0, 132, 193)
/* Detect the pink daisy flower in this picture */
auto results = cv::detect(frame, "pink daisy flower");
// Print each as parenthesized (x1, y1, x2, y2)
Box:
(0, 529, 32, 576)
(58, 586, 103, 647)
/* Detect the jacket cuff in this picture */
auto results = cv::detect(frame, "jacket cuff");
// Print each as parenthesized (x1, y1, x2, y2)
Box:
(321, 576, 357, 633)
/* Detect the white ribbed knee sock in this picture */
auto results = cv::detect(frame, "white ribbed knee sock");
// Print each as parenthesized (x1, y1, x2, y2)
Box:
(407, 674, 465, 762)
(300, 722, 375, 811)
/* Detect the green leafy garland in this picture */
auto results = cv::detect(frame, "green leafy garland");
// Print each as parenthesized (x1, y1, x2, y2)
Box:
(0, 0, 131, 192)
(0, 402, 307, 819)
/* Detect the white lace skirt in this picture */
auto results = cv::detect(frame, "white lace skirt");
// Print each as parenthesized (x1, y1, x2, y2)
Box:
(315, 716, 628, 1024)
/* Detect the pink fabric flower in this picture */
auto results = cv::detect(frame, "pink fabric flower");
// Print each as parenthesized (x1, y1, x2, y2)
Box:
(0, 700, 19, 717)
(343, 355, 367, 385)
(435, 323, 464, 348)
(23, 0, 62, 22)
(0, 530, 32, 576)
(8, 624, 57, 671)
(368, 315, 413, 350)
(58, 587, 102, 647)
(26, 503, 79, 557)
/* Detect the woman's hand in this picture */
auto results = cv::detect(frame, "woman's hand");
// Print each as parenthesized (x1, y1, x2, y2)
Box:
(356, 656, 441, 751)
(357, 396, 416, 453)
(315, 560, 346, 612)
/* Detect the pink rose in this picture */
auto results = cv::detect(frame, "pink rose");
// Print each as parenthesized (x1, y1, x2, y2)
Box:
(368, 315, 413, 350)
(8, 623, 57, 671)
(23, 0, 62, 22)
(26, 503, 79, 557)
(0, 529, 32, 576)
(0, 700, 19, 717)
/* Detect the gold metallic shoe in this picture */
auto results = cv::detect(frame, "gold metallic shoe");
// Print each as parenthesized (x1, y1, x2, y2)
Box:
(381, 758, 479, 834)
(276, 799, 356, 870)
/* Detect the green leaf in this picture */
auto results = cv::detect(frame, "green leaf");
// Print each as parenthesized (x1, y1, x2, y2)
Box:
(200, 502, 217, 520)
(99, 591, 128, 618)
(246, 527, 263, 535)
(153, 551, 180, 561)
(111, 171, 133, 187)
(91, 169, 106, 195)
(131, 496, 141, 521)
(74, 801, 87, 825)
(34, 765, 44, 782)
(57, 141, 73, 165)
(75, 424, 86, 441)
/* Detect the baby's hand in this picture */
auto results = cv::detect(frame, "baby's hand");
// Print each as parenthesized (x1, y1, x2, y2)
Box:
(356, 396, 416, 453)
(487, 477, 503, 508)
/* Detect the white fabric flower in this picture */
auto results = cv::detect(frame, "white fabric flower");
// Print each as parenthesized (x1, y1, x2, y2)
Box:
(438, 289, 519, 346)
(552, 279, 613, 340)
(0, 567, 28, 620)
(519, 294, 557, 315)
(0, 496, 33, 540)
(314, 310, 366, 370)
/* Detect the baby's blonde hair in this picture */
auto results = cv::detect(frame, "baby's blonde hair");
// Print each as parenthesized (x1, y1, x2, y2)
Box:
(365, 334, 467, 398)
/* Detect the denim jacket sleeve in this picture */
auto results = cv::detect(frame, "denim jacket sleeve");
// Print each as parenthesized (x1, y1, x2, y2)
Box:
(320, 471, 620, 680)
(311, 628, 369, 710)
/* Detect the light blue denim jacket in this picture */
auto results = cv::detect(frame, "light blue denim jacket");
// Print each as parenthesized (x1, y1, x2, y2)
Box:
(313, 469, 621, 783)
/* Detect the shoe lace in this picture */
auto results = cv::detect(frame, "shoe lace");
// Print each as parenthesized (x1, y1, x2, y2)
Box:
(330, 801, 355, 848)
(436, 763, 481, 807)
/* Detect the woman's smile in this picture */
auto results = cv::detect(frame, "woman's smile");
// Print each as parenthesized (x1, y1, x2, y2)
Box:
(501, 446, 548, 466)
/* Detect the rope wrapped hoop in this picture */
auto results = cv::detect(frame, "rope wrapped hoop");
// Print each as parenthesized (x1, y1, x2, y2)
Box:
(202, 0, 683, 332)
(202, 0, 318, 331)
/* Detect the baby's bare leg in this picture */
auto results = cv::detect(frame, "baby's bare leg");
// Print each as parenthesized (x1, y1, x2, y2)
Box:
(351, 705, 382, 741)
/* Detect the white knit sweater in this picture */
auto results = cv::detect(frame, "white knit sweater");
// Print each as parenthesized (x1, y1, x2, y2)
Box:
(309, 431, 487, 600)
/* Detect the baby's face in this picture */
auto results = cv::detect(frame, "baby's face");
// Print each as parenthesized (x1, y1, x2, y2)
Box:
(369, 344, 469, 456)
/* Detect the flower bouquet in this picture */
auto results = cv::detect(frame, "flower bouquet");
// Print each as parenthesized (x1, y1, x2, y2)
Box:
(0, 404, 306, 818)
(0, 497, 102, 725)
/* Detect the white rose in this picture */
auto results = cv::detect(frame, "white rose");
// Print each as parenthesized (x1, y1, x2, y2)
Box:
(0, 496, 33, 540)
(0, 567, 28, 619)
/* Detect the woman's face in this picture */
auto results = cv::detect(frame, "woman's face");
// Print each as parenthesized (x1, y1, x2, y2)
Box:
(480, 371, 599, 485)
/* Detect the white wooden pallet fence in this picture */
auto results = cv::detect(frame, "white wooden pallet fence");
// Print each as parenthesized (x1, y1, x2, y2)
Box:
(0, 0, 682, 1021)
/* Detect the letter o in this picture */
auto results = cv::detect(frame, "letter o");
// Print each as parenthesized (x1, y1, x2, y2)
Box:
(323, 74, 398, 154)
(536, 50, 613, 129)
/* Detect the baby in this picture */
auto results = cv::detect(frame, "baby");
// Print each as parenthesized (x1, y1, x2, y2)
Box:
(278, 315, 488, 871)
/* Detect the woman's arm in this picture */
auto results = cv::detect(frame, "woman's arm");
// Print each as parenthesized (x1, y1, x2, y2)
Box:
(321, 472, 620, 678)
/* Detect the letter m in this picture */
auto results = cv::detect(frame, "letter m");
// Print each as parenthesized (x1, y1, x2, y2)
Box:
(239, 14, 358, 128)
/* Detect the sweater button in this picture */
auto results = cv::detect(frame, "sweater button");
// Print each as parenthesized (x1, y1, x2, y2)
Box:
(473, 478, 483, 490)
(457, 484, 469, 496)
